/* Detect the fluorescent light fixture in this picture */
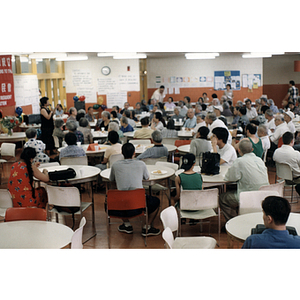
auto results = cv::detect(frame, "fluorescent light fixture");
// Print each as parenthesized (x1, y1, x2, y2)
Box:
(185, 53, 219, 59)
(97, 52, 118, 57)
(56, 54, 88, 61)
(29, 52, 67, 59)
(113, 53, 147, 59)
(242, 52, 272, 58)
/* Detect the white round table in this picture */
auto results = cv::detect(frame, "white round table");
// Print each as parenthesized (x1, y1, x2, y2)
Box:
(0, 221, 74, 249)
(123, 131, 135, 138)
(177, 130, 193, 139)
(177, 144, 190, 153)
(0, 132, 26, 143)
(38, 165, 100, 185)
(58, 144, 111, 156)
(92, 131, 108, 139)
(225, 212, 300, 243)
(134, 144, 177, 154)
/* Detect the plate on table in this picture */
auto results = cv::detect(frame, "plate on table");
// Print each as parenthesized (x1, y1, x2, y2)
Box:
(151, 170, 168, 175)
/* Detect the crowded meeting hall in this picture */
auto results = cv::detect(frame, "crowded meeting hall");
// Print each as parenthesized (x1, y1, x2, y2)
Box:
(2, 51, 300, 251)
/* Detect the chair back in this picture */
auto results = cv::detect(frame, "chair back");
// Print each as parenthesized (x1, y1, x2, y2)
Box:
(239, 190, 280, 215)
(45, 185, 81, 207)
(262, 149, 267, 163)
(259, 181, 284, 197)
(5, 207, 47, 222)
(60, 156, 88, 166)
(275, 162, 293, 181)
(120, 137, 127, 144)
(160, 206, 179, 232)
(130, 139, 151, 145)
(106, 188, 146, 212)
(71, 217, 86, 249)
(141, 156, 167, 165)
(0, 189, 13, 208)
(180, 188, 219, 210)
(108, 154, 124, 168)
(162, 227, 174, 249)
(162, 138, 177, 145)
(53, 135, 60, 148)
(0, 143, 16, 158)
(277, 137, 283, 148)
(175, 139, 191, 148)
(155, 161, 178, 171)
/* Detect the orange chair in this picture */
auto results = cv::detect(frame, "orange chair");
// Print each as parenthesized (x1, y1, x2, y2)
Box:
(174, 139, 192, 163)
(277, 137, 283, 148)
(106, 188, 148, 248)
(5, 207, 47, 222)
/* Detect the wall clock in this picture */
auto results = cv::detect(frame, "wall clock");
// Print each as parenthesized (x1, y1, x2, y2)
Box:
(101, 66, 111, 76)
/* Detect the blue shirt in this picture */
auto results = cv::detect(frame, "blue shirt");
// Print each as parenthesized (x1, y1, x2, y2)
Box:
(242, 228, 300, 249)
(120, 124, 134, 133)
(183, 116, 197, 128)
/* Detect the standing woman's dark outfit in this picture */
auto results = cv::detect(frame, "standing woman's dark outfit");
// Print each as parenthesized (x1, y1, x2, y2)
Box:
(40, 97, 55, 153)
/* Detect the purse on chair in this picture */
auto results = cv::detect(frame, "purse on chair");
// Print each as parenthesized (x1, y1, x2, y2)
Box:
(201, 152, 220, 175)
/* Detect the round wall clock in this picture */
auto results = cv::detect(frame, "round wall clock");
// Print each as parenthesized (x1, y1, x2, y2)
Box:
(101, 66, 111, 76)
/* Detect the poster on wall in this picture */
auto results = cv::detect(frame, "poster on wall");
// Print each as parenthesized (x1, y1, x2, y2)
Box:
(242, 74, 262, 89)
(214, 70, 241, 90)
(76, 86, 97, 103)
(0, 55, 15, 107)
(14, 75, 39, 113)
(106, 91, 127, 108)
(118, 74, 139, 91)
(72, 69, 92, 86)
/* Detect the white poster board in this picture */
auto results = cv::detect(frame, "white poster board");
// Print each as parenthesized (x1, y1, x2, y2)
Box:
(106, 92, 127, 108)
(13, 74, 40, 113)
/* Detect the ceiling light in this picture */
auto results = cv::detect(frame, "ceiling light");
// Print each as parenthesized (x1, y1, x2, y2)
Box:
(97, 52, 118, 57)
(113, 53, 147, 59)
(56, 54, 88, 61)
(29, 52, 67, 59)
(185, 53, 219, 59)
(242, 52, 272, 58)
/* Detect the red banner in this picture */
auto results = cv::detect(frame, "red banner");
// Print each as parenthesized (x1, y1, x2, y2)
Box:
(0, 55, 15, 107)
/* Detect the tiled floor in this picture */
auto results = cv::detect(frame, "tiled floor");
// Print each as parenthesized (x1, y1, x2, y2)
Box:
(1, 148, 300, 249)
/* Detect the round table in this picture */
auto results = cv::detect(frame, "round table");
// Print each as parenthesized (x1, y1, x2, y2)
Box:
(123, 131, 135, 138)
(225, 212, 300, 244)
(134, 144, 177, 154)
(58, 144, 111, 156)
(0, 220, 74, 249)
(92, 131, 108, 140)
(0, 132, 26, 143)
(177, 130, 193, 139)
(177, 144, 190, 153)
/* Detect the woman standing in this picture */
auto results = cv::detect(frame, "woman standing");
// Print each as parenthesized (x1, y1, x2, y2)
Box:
(223, 84, 234, 101)
(40, 97, 55, 155)
(8, 147, 49, 208)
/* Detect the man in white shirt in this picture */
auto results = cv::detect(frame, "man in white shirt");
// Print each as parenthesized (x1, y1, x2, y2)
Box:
(191, 115, 206, 135)
(211, 127, 237, 166)
(257, 124, 271, 152)
(264, 109, 276, 133)
(283, 110, 296, 134)
(205, 112, 232, 144)
(245, 99, 258, 120)
(151, 85, 165, 103)
(273, 131, 300, 178)
(183, 108, 197, 129)
(219, 138, 269, 221)
(269, 114, 290, 146)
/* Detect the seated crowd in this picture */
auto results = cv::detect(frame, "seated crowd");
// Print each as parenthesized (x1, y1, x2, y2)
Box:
(9, 90, 300, 248)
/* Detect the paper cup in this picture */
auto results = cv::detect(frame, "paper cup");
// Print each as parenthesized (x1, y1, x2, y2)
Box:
(77, 142, 81, 146)
(95, 140, 99, 144)
(91, 129, 95, 133)
(101, 127, 105, 132)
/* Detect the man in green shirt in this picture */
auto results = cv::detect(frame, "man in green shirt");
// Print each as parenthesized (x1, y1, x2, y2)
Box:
(219, 139, 269, 221)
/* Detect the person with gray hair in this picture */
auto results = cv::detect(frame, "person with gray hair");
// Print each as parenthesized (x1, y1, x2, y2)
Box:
(66, 119, 84, 144)
(205, 112, 232, 144)
(270, 114, 289, 146)
(124, 110, 136, 128)
(24, 127, 50, 163)
(257, 124, 271, 152)
(78, 117, 93, 144)
(67, 107, 77, 122)
(53, 118, 65, 148)
(268, 99, 279, 114)
(178, 100, 188, 118)
(136, 130, 168, 160)
(264, 108, 275, 133)
(171, 106, 183, 122)
(219, 138, 269, 221)
(222, 101, 233, 117)
(97, 111, 111, 131)
(120, 116, 134, 133)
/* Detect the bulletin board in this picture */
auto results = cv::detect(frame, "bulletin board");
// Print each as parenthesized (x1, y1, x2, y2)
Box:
(214, 70, 241, 90)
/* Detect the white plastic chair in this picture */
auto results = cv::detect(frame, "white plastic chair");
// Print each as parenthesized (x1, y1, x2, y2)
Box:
(108, 153, 124, 168)
(130, 139, 151, 145)
(45, 185, 93, 229)
(179, 188, 220, 245)
(258, 181, 284, 197)
(53, 135, 60, 148)
(160, 206, 217, 249)
(71, 217, 86, 249)
(0, 189, 13, 221)
(60, 156, 88, 166)
(239, 190, 280, 215)
(162, 138, 177, 145)
(275, 162, 298, 203)
(0, 143, 16, 184)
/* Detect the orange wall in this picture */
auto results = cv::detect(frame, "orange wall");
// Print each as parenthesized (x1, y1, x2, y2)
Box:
(147, 87, 263, 106)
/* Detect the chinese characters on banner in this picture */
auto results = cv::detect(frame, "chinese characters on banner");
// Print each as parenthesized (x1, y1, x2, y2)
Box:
(0, 55, 15, 107)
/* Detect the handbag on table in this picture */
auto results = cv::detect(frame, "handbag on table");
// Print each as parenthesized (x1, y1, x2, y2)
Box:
(201, 152, 220, 175)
